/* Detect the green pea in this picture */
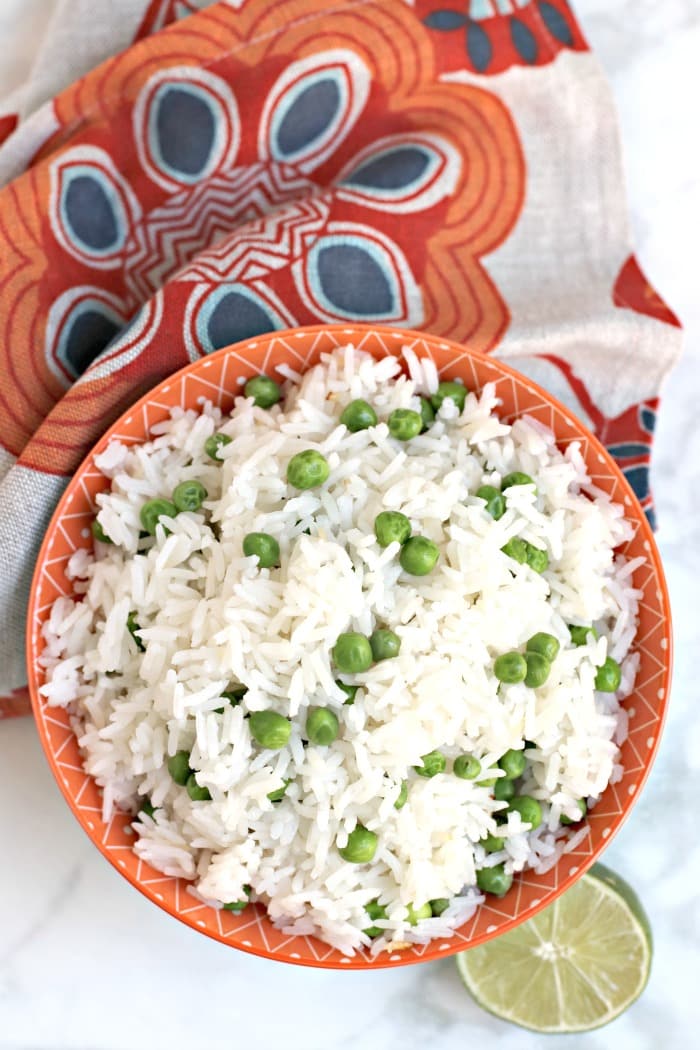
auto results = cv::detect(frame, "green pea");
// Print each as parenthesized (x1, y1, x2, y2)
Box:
(399, 535, 440, 576)
(388, 408, 422, 441)
(287, 449, 330, 490)
(526, 633, 560, 662)
(431, 381, 467, 413)
(429, 898, 450, 917)
(508, 795, 543, 829)
(414, 750, 446, 778)
(139, 498, 178, 536)
(476, 864, 513, 897)
(336, 680, 358, 705)
(249, 710, 291, 750)
(363, 925, 384, 938)
(478, 775, 498, 788)
(501, 537, 528, 564)
(476, 485, 505, 521)
(595, 656, 622, 692)
(406, 902, 432, 925)
(332, 632, 373, 673)
(244, 374, 281, 409)
(186, 773, 211, 802)
(502, 472, 536, 492)
(374, 510, 411, 548)
(338, 825, 378, 863)
(139, 799, 155, 819)
(223, 885, 251, 912)
(569, 624, 598, 646)
(167, 750, 191, 786)
(453, 755, 481, 780)
(91, 519, 113, 544)
(242, 532, 280, 568)
(499, 749, 527, 780)
(481, 833, 505, 853)
(365, 899, 387, 922)
(494, 778, 515, 802)
(419, 397, 435, 431)
(524, 651, 552, 688)
(205, 433, 232, 461)
(267, 778, 292, 803)
(561, 799, 587, 825)
(172, 480, 207, 513)
(369, 629, 401, 662)
(494, 651, 527, 684)
(394, 779, 409, 810)
(214, 685, 247, 714)
(306, 706, 340, 746)
(126, 611, 145, 652)
(340, 399, 377, 432)
(525, 543, 549, 574)
(223, 685, 247, 704)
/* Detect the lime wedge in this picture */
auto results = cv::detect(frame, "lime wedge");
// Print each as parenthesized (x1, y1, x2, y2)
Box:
(455, 863, 652, 1033)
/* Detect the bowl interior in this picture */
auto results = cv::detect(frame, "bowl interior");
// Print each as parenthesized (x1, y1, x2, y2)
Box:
(26, 324, 671, 969)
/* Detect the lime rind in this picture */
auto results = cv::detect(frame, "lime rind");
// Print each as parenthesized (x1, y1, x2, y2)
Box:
(455, 865, 652, 1034)
(589, 862, 653, 952)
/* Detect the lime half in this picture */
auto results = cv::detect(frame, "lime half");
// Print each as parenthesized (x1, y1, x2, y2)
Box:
(456, 863, 652, 1033)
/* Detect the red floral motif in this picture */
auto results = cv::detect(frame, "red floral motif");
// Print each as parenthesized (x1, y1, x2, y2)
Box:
(135, 0, 205, 39)
(417, 0, 587, 77)
(0, 113, 18, 148)
(537, 352, 657, 524)
(0, 0, 525, 475)
(614, 254, 681, 328)
(0, 686, 32, 718)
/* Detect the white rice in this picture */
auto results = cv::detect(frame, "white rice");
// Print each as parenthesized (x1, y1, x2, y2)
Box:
(39, 346, 641, 956)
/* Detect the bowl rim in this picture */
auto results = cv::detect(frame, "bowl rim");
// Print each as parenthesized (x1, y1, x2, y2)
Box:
(25, 322, 673, 968)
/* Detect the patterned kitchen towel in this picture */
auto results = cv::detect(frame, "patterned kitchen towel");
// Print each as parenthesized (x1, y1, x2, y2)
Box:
(0, 0, 682, 717)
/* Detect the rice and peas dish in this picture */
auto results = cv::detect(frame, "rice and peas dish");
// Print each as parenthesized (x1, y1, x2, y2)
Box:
(40, 347, 642, 956)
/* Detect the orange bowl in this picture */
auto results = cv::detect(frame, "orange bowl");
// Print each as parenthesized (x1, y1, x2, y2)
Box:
(26, 324, 672, 969)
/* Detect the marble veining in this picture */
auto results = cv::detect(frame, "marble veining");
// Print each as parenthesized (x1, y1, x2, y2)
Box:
(1, 1, 699, 1047)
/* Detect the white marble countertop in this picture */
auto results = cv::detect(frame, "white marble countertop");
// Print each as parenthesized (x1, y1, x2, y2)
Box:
(1, 2, 699, 1047)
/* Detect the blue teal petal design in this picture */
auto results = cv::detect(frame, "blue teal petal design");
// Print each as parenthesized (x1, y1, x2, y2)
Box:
(640, 406, 656, 434)
(623, 465, 650, 503)
(423, 10, 468, 30)
(644, 506, 657, 531)
(63, 177, 119, 251)
(314, 241, 395, 317)
(207, 293, 275, 347)
(342, 147, 431, 192)
(510, 17, 538, 64)
(155, 87, 217, 178)
(195, 286, 284, 352)
(607, 443, 651, 460)
(276, 79, 341, 158)
(60, 168, 126, 255)
(148, 83, 228, 184)
(537, 2, 574, 46)
(53, 299, 124, 380)
(466, 21, 492, 72)
(63, 310, 122, 375)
